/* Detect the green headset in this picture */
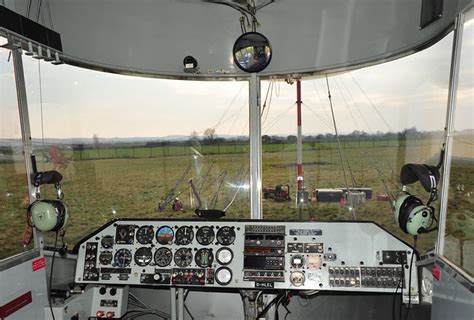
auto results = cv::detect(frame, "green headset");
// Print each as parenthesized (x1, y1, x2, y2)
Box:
(29, 199, 68, 232)
(28, 171, 68, 232)
(393, 163, 440, 235)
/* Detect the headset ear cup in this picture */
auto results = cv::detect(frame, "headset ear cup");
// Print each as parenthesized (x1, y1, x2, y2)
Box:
(26, 201, 37, 226)
(42, 200, 56, 231)
(51, 200, 66, 232)
(28, 200, 66, 232)
(57, 201, 66, 230)
(399, 195, 423, 234)
(398, 196, 412, 233)
(29, 200, 67, 232)
(30, 201, 53, 232)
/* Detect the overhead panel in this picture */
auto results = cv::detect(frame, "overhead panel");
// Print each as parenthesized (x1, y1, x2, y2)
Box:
(0, 5, 62, 51)
(3, 0, 472, 78)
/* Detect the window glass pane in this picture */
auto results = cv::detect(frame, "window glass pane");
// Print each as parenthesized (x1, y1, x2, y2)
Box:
(262, 32, 454, 252)
(0, 47, 31, 260)
(444, 9, 474, 277)
(23, 58, 249, 248)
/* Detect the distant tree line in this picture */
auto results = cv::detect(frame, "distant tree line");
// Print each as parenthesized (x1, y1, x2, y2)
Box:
(64, 127, 442, 149)
(164, 126, 444, 146)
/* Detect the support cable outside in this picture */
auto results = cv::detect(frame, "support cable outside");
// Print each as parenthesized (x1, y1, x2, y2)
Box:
(351, 75, 393, 132)
(333, 78, 360, 132)
(325, 75, 356, 219)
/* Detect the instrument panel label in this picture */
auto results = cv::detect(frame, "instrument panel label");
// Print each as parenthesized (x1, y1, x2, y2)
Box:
(32, 257, 46, 272)
(289, 229, 322, 236)
(0, 291, 32, 318)
(255, 282, 274, 288)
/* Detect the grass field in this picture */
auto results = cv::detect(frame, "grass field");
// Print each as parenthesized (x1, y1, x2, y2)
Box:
(37, 136, 430, 161)
(1, 136, 472, 274)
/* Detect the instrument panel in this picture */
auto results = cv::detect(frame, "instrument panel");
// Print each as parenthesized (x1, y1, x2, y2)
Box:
(75, 219, 419, 302)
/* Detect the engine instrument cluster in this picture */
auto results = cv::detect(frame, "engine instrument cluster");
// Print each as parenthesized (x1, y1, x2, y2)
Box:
(75, 219, 419, 302)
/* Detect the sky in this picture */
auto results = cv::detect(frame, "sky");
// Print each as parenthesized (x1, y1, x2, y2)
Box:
(0, 20, 472, 140)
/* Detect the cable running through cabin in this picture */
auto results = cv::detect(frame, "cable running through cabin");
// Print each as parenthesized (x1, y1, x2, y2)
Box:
(38, 61, 46, 171)
(36, 0, 43, 23)
(46, 0, 54, 29)
(26, 0, 33, 18)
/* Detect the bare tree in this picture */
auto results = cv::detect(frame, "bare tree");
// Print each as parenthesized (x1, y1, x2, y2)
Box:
(93, 133, 100, 149)
(204, 128, 216, 141)
(190, 131, 199, 140)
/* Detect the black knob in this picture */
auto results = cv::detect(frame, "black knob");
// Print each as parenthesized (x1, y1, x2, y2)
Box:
(99, 287, 106, 295)
(110, 288, 117, 296)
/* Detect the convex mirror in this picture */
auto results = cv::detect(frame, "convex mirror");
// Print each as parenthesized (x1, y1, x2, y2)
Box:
(233, 32, 272, 73)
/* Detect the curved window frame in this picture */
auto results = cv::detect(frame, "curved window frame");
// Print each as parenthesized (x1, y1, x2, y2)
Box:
(0, 41, 39, 262)
(436, 6, 474, 280)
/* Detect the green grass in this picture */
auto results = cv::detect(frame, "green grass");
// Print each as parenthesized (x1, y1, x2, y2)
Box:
(1, 136, 472, 267)
(35, 136, 430, 161)
(0, 162, 33, 259)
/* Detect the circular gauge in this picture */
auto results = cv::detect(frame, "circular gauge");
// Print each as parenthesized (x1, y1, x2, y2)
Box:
(289, 271, 305, 287)
(174, 248, 193, 267)
(136, 226, 154, 245)
(290, 254, 305, 268)
(195, 248, 214, 268)
(154, 247, 173, 267)
(216, 247, 233, 265)
(156, 226, 174, 245)
(216, 226, 236, 245)
(196, 226, 215, 245)
(99, 251, 113, 265)
(215, 267, 232, 285)
(134, 247, 153, 267)
(175, 226, 194, 246)
(114, 248, 132, 268)
(101, 235, 114, 249)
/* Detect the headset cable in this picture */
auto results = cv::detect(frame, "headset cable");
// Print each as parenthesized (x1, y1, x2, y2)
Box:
(404, 236, 417, 320)
(49, 231, 59, 320)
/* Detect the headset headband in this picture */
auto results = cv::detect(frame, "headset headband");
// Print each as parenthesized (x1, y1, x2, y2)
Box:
(400, 164, 440, 193)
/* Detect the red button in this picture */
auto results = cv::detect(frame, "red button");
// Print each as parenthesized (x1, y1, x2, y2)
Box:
(432, 265, 441, 281)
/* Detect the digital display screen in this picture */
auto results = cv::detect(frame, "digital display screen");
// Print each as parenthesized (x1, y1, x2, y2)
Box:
(244, 256, 267, 269)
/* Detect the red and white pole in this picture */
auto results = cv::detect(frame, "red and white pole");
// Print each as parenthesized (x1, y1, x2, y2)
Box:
(296, 80, 303, 193)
